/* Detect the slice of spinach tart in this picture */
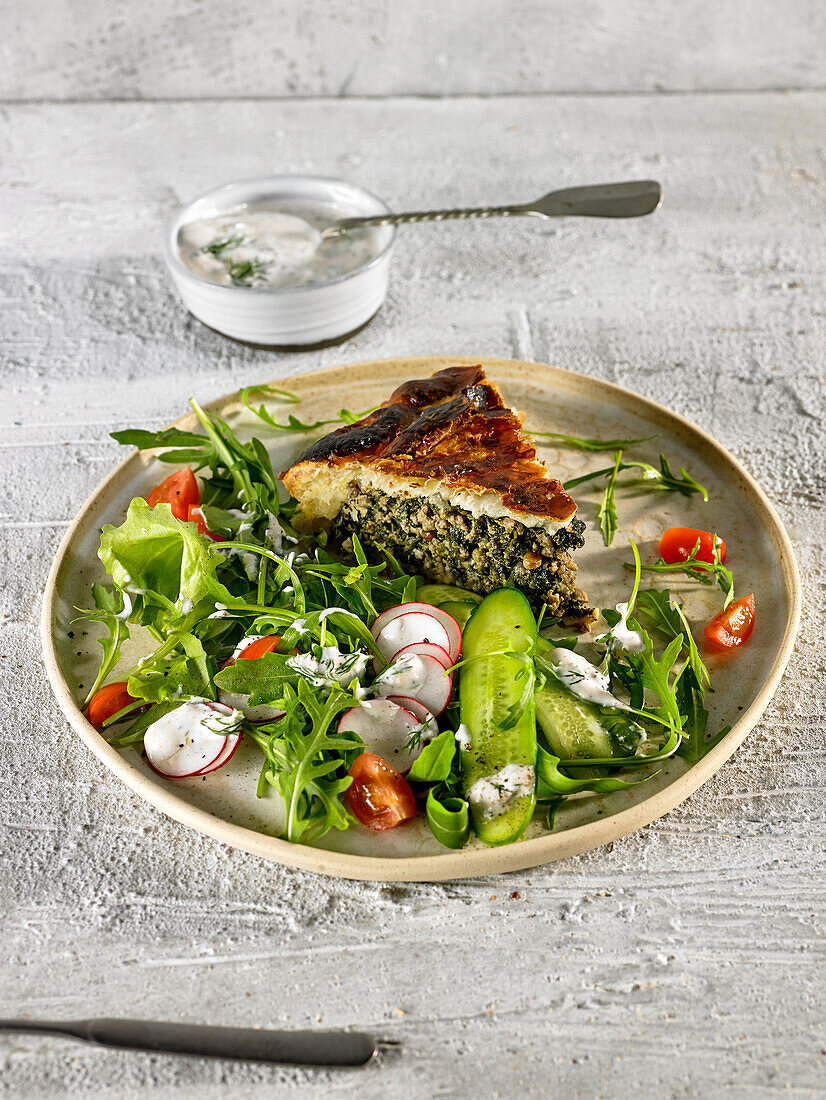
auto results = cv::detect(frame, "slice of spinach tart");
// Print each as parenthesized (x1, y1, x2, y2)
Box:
(281, 364, 595, 628)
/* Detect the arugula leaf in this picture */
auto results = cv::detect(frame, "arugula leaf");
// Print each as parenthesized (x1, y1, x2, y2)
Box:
(106, 700, 183, 747)
(626, 632, 685, 733)
(128, 632, 215, 704)
(634, 538, 734, 608)
(247, 682, 363, 843)
(634, 588, 684, 637)
(407, 728, 457, 782)
(530, 430, 657, 452)
(675, 665, 709, 760)
(239, 383, 377, 434)
(110, 427, 209, 453)
(214, 650, 300, 706)
(565, 454, 708, 500)
(77, 583, 131, 706)
(598, 450, 623, 546)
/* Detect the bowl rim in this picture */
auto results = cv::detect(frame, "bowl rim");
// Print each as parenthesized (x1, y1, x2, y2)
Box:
(164, 174, 397, 296)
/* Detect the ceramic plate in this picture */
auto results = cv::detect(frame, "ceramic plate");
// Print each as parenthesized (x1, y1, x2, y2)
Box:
(41, 357, 800, 881)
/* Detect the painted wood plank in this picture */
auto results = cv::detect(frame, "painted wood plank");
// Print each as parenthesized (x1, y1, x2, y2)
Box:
(0, 92, 823, 1098)
(1, 1, 824, 100)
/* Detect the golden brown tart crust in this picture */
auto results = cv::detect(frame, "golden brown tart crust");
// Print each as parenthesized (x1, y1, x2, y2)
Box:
(282, 365, 577, 523)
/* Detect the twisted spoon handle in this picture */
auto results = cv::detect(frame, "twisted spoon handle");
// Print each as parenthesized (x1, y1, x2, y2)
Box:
(330, 204, 528, 234)
(323, 180, 662, 237)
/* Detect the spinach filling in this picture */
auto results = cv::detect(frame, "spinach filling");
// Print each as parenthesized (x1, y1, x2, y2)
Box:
(331, 486, 594, 624)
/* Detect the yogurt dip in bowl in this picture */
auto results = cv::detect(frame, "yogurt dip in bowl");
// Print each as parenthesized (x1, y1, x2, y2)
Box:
(165, 176, 396, 347)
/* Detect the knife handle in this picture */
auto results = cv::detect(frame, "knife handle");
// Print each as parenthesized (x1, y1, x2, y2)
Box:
(0, 1018, 377, 1067)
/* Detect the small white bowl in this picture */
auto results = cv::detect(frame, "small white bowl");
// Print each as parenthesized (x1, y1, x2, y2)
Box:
(164, 175, 396, 347)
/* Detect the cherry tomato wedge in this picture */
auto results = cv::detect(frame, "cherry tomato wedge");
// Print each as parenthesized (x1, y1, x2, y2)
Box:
(346, 752, 416, 831)
(704, 594, 755, 648)
(187, 504, 221, 541)
(219, 635, 283, 670)
(237, 635, 282, 661)
(659, 527, 726, 565)
(146, 468, 199, 521)
(86, 681, 139, 730)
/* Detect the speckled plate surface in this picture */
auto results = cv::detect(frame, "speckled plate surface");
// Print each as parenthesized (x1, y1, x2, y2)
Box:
(41, 357, 800, 881)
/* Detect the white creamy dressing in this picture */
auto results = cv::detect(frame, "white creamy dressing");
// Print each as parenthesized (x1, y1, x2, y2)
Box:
(286, 646, 371, 695)
(467, 764, 536, 821)
(455, 723, 472, 752)
(115, 589, 133, 621)
(372, 653, 429, 699)
(376, 614, 449, 656)
(266, 516, 287, 554)
(177, 207, 381, 289)
(549, 648, 630, 710)
(597, 602, 645, 655)
(223, 507, 259, 580)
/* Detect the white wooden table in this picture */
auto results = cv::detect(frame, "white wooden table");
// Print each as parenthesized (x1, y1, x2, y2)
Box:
(1, 5, 824, 1096)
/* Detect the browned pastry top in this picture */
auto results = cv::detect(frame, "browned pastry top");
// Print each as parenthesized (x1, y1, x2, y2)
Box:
(283, 365, 578, 523)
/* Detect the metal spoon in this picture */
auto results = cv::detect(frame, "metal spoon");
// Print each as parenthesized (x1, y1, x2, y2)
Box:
(322, 179, 662, 238)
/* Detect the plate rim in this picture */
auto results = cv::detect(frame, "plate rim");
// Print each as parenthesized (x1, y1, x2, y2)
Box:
(41, 355, 802, 882)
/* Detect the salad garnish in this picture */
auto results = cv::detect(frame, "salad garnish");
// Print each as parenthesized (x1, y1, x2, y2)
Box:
(77, 391, 752, 850)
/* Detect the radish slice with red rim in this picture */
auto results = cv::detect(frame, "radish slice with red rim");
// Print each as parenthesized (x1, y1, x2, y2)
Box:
(338, 699, 432, 774)
(373, 652, 453, 716)
(144, 700, 241, 779)
(372, 640, 451, 675)
(386, 696, 439, 741)
(194, 729, 241, 775)
(372, 603, 461, 665)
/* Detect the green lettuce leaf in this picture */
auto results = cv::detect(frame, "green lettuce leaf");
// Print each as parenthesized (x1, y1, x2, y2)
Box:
(98, 498, 233, 629)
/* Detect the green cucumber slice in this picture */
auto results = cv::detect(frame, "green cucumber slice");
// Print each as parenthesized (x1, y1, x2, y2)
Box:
(438, 601, 474, 629)
(534, 676, 612, 779)
(417, 583, 482, 608)
(459, 588, 537, 846)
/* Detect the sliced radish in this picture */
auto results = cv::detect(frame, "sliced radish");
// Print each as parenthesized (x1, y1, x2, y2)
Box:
(372, 640, 451, 675)
(386, 696, 439, 741)
(217, 687, 285, 725)
(195, 730, 241, 775)
(372, 652, 453, 716)
(371, 602, 462, 664)
(144, 701, 240, 779)
(338, 699, 430, 774)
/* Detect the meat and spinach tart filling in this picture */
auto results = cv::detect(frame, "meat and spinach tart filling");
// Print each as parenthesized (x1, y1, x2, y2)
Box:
(282, 364, 596, 628)
(331, 485, 592, 624)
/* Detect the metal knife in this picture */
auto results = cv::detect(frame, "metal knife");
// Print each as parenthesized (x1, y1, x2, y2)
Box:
(0, 1018, 384, 1067)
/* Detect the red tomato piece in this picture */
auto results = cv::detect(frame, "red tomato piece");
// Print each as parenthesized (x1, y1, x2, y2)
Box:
(659, 527, 726, 565)
(346, 752, 417, 831)
(146, 468, 199, 521)
(704, 594, 756, 649)
(237, 635, 282, 661)
(219, 635, 283, 670)
(86, 681, 139, 730)
(187, 504, 221, 541)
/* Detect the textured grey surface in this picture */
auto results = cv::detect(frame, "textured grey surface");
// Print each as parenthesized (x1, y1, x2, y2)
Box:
(2, 0, 826, 99)
(1, 82, 825, 1099)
